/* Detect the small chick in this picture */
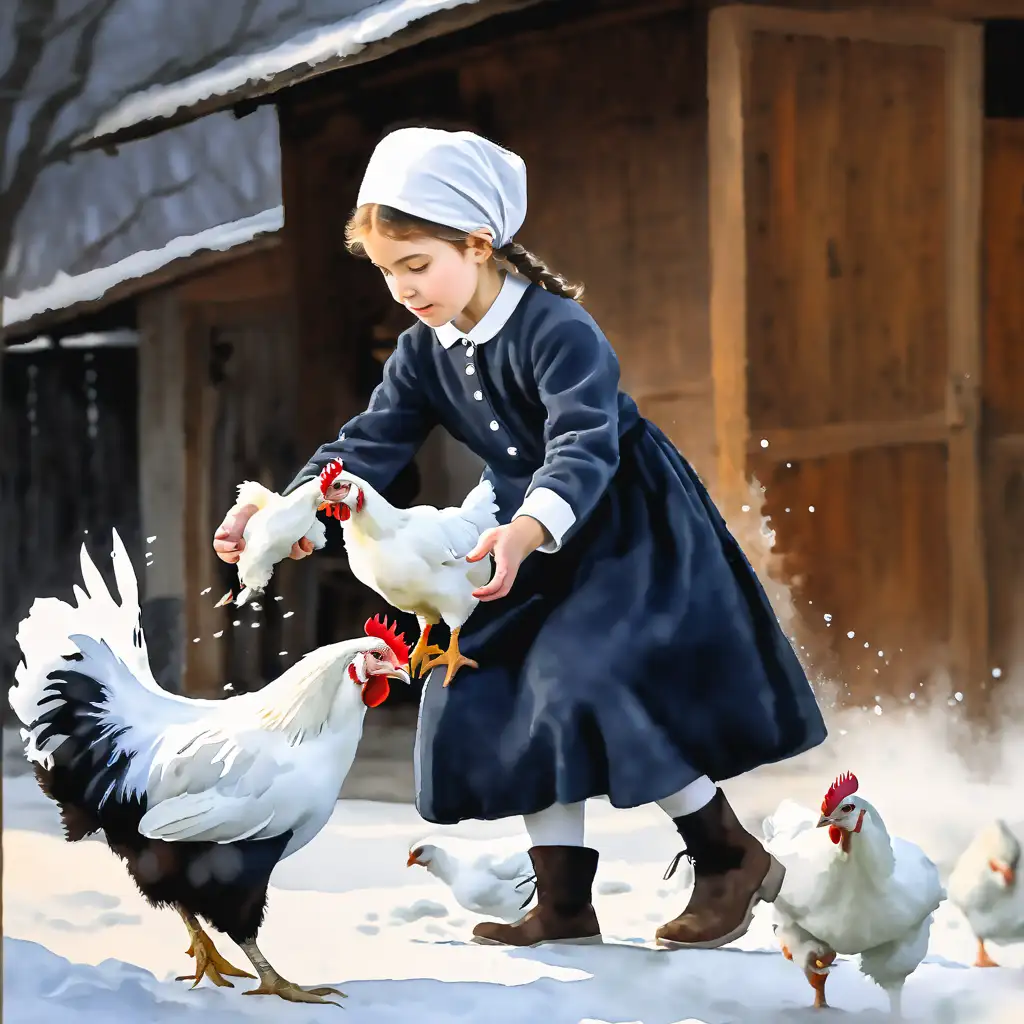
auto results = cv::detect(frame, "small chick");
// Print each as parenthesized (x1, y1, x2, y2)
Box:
(408, 836, 536, 921)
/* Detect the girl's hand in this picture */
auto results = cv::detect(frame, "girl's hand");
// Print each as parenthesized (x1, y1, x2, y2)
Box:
(212, 504, 314, 563)
(466, 517, 549, 601)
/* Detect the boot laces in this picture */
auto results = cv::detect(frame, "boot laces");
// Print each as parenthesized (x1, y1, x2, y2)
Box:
(662, 848, 693, 881)
(514, 874, 538, 910)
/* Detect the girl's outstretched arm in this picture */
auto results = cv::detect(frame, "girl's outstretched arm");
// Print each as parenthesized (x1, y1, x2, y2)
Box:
(283, 331, 436, 496)
(513, 318, 622, 552)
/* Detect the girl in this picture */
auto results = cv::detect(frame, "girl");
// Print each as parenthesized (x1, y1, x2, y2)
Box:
(213, 127, 827, 950)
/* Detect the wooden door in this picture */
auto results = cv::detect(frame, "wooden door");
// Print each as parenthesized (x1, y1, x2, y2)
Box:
(184, 299, 314, 696)
(708, 6, 987, 703)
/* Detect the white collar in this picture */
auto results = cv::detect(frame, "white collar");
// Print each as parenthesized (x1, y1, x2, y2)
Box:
(434, 273, 530, 349)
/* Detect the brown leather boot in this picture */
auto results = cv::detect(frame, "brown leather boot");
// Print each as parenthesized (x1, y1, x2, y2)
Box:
(655, 789, 785, 949)
(471, 846, 603, 947)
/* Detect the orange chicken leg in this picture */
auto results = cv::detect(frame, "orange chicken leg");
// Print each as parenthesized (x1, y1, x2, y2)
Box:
(175, 906, 255, 989)
(976, 938, 1000, 968)
(807, 969, 829, 1009)
(422, 626, 477, 687)
(409, 623, 444, 678)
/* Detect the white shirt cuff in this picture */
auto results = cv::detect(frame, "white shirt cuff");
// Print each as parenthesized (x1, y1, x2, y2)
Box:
(513, 487, 576, 553)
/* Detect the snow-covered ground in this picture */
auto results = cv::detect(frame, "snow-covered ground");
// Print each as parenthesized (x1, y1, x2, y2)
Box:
(5, 697, 1024, 1023)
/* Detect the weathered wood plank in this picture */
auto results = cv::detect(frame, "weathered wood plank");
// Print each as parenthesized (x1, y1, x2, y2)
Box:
(747, 413, 949, 462)
(983, 122, 1024, 438)
(137, 291, 187, 692)
(944, 22, 988, 702)
(708, 6, 751, 512)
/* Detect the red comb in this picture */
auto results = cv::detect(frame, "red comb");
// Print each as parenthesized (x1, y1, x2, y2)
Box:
(822, 772, 859, 816)
(319, 458, 344, 496)
(364, 614, 410, 666)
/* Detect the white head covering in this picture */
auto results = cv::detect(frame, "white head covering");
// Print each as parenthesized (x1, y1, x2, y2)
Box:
(356, 127, 527, 247)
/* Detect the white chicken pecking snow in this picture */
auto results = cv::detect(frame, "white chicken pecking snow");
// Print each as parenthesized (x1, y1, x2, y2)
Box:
(218, 476, 330, 608)
(407, 835, 537, 921)
(947, 818, 1024, 968)
(762, 774, 945, 1016)
(9, 529, 410, 1004)
(319, 457, 499, 686)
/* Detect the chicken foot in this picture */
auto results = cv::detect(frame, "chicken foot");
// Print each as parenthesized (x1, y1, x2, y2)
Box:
(975, 938, 1001, 968)
(239, 938, 347, 1006)
(408, 622, 444, 678)
(422, 626, 478, 687)
(175, 907, 255, 989)
(806, 969, 829, 1009)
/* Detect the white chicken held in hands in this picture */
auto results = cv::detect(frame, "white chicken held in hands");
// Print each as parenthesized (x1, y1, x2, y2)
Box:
(763, 773, 944, 1016)
(217, 475, 330, 608)
(947, 819, 1024, 967)
(319, 457, 499, 686)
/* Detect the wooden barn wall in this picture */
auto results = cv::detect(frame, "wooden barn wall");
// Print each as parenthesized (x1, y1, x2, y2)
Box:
(458, 6, 715, 480)
(1, 345, 142, 697)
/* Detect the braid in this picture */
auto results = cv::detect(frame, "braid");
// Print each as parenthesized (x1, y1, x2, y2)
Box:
(496, 242, 584, 301)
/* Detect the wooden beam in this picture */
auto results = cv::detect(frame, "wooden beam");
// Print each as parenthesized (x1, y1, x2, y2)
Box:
(288, 0, 696, 119)
(708, 6, 751, 511)
(181, 309, 226, 697)
(944, 21, 989, 701)
(137, 291, 188, 693)
(747, 412, 950, 462)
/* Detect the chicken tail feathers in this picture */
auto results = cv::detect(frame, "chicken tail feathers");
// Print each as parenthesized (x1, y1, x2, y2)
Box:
(235, 480, 277, 510)
(10, 530, 170, 819)
(459, 479, 500, 533)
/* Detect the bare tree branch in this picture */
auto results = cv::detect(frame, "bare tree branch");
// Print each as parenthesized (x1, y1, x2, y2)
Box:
(65, 173, 200, 275)
(38, 0, 307, 171)
(5, 0, 114, 215)
(2, 0, 312, 305)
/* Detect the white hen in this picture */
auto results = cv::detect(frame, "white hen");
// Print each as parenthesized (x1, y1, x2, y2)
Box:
(763, 774, 944, 1015)
(218, 475, 329, 608)
(9, 530, 409, 1004)
(319, 457, 499, 686)
(947, 819, 1024, 967)
(407, 835, 537, 921)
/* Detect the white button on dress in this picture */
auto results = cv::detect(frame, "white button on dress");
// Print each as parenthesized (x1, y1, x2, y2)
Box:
(507, 446, 518, 456)
(473, 390, 483, 401)
(489, 420, 499, 431)
(466, 365, 475, 376)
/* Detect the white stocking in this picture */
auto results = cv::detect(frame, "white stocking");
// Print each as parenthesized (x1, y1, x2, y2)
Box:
(656, 775, 717, 819)
(523, 800, 586, 847)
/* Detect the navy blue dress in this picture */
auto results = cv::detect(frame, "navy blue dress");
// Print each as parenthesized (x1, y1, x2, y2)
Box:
(286, 279, 827, 825)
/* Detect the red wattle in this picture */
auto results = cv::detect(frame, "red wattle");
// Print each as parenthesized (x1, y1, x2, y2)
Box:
(828, 825, 843, 846)
(340, 505, 351, 521)
(362, 677, 390, 707)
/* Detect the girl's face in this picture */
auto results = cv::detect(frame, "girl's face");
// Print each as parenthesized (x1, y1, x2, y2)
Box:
(360, 226, 491, 328)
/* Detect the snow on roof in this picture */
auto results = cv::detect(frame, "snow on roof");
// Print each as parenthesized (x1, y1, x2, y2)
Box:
(76, 0, 528, 150)
(3, 206, 283, 334)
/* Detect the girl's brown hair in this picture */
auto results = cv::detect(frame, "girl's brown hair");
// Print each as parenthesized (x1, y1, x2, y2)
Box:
(345, 203, 584, 301)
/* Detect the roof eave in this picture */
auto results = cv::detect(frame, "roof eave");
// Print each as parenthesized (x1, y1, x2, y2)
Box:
(2, 231, 281, 347)
(73, 0, 550, 153)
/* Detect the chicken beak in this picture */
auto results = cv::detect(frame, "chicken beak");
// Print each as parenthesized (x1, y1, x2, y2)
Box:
(407, 851, 419, 867)
(387, 667, 411, 686)
(990, 859, 1016, 885)
(816, 814, 831, 828)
